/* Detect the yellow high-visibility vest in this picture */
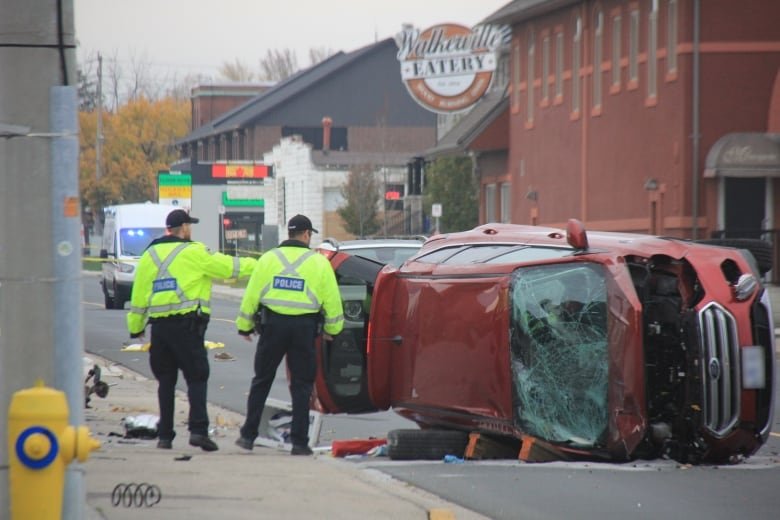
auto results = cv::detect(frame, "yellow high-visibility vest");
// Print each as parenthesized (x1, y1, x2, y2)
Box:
(127, 239, 256, 335)
(236, 245, 344, 336)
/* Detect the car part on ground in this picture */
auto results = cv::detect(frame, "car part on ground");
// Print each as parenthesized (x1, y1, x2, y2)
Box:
(387, 429, 470, 461)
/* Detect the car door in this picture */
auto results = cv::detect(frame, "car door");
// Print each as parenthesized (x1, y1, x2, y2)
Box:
(313, 252, 389, 414)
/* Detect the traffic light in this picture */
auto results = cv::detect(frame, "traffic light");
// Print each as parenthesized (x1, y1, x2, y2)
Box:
(223, 217, 232, 228)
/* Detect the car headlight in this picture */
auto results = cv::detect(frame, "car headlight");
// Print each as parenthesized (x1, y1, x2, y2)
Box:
(732, 273, 757, 301)
(117, 262, 135, 274)
(344, 301, 363, 321)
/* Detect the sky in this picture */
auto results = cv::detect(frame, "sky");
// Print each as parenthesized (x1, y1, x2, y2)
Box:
(74, 0, 511, 80)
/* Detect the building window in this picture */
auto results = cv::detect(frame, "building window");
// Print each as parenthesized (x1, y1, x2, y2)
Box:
(593, 10, 604, 111)
(500, 183, 512, 223)
(485, 184, 497, 223)
(572, 16, 582, 116)
(629, 8, 639, 85)
(512, 41, 521, 112)
(647, 1, 658, 101)
(667, 0, 678, 76)
(612, 14, 622, 90)
(555, 30, 564, 101)
(495, 50, 510, 91)
(542, 33, 550, 104)
(527, 30, 535, 125)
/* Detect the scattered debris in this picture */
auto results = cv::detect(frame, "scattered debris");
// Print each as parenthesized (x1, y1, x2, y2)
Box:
(84, 364, 110, 408)
(465, 432, 520, 460)
(331, 438, 387, 457)
(122, 340, 225, 352)
(121, 414, 159, 439)
(214, 351, 235, 361)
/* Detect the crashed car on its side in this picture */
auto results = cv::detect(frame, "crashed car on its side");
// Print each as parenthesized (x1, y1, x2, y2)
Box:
(314, 220, 775, 463)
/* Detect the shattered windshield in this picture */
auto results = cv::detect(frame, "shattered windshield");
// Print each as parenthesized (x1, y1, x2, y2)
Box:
(510, 262, 608, 447)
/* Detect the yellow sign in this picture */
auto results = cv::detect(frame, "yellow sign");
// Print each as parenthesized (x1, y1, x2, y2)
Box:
(159, 186, 192, 198)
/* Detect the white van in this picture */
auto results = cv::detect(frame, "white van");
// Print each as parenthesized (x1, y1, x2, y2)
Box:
(100, 202, 180, 309)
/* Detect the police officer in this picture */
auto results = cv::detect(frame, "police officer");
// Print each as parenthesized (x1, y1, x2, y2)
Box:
(235, 214, 343, 455)
(127, 209, 256, 451)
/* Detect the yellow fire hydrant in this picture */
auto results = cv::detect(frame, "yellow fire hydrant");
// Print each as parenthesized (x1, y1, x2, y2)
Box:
(7, 381, 101, 520)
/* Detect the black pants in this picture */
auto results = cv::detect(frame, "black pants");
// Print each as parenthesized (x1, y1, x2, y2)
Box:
(149, 315, 210, 440)
(240, 311, 318, 447)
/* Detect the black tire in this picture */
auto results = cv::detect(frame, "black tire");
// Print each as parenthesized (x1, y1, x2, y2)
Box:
(696, 238, 773, 275)
(112, 282, 127, 310)
(387, 429, 469, 461)
(102, 281, 116, 309)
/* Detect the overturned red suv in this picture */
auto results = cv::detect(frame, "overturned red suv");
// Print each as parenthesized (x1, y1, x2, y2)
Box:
(314, 221, 775, 463)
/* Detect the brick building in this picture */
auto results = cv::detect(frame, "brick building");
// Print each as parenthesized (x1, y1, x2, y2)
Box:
(452, 0, 780, 248)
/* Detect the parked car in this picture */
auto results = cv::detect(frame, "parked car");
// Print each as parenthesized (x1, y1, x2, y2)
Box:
(318, 237, 426, 267)
(314, 220, 775, 463)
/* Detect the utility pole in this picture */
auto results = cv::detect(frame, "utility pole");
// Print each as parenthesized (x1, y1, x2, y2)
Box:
(96, 51, 103, 180)
(0, 1, 85, 518)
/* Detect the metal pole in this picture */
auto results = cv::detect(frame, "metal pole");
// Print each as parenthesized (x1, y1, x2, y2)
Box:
(95, 52, 103, 180)
(691, 0, 701, 239)
(51, 85, 86, 520)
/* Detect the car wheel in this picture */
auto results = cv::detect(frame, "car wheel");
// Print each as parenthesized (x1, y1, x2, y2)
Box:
(113, 283, 126, 310)
(387, 429, 470, 461)
(696, 238, 773, 275)
(102, 280, 116, 309)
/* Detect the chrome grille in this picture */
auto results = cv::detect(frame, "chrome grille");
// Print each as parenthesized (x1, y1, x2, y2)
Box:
(698, 303, 740, 437)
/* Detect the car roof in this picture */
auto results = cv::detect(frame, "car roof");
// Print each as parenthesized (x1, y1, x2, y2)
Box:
(322, 237, 426, 249)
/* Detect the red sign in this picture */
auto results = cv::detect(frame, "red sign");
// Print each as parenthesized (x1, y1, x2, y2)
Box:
(385, 191, 401, 200)
(212, 164, 269, 178)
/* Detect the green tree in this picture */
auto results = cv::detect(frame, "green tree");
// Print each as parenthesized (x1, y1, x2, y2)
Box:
(423, 156, 478, 233)
(79, 97, 190, 219)
(338, 165, 380, 237)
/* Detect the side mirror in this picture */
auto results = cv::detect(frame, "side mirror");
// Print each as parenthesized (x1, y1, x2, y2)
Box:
(566, 219, 589, 251)
(99, 249, 109, 259)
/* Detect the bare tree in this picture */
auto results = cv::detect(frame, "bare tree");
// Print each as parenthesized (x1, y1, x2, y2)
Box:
(338, 165, 381, 237)
(126, 51, 155, 101)
(104, 49, 123, 111)
(219, 58, 256, 82)
(166, 71, 214, 101)
(308, 46, 334, 66)
(258, 48, 298, 81)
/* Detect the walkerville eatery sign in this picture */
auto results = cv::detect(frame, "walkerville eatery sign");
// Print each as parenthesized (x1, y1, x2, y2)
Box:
(395, 23, 510, 114)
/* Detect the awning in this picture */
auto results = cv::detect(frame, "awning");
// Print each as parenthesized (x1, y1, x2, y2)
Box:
(704, 132, 780, 177)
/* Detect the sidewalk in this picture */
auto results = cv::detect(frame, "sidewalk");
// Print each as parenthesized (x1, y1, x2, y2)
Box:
(83, 354, 487, 519)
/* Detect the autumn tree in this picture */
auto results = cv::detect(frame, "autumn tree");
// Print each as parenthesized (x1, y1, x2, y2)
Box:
(338, 165, 381, 237)
(423, 156, 478, 233)
(79, 97, 190, 222)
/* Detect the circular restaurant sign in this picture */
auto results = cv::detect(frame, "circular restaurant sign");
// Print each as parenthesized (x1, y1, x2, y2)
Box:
(395, 23, 510, 114)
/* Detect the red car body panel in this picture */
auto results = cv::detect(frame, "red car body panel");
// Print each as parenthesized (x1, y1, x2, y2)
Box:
(314, 223, 775, 463)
